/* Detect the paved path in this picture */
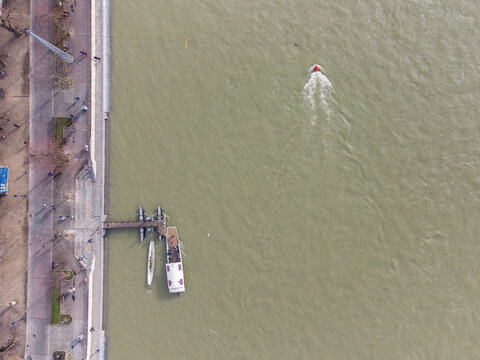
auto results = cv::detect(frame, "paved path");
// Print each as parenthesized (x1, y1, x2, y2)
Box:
(25, 0, 108, 357)
(25, 0, 57, 357)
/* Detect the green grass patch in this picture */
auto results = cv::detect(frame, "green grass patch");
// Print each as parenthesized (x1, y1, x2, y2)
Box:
(63, 270, 73, 280)
(51, 284, 72, 325)
(54, 117, 73, 149)
(51, 285, 61, 324)
(60, 314, 72, 325)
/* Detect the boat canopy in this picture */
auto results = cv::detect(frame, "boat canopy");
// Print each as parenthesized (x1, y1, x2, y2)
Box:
(166, 262, 185, 293)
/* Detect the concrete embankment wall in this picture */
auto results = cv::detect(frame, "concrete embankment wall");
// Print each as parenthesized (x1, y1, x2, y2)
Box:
(86, 0, 111, 357)
(103, 0, 111, 113)
(102, 0, 111, 336)
(89, 0, 97, 176)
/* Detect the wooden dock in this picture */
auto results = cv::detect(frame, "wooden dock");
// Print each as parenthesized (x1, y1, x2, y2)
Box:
(103, 220, 166, 236)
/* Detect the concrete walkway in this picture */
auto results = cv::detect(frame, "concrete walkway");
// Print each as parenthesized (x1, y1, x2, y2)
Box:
(25, 0, 59, 357)
(78, 0, 110, 357)
(25, 0, 110, 357)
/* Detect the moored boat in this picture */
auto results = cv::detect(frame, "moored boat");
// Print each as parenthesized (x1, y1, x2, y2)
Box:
(147, 240, 155, 286)
(139, 206, 145, 242)
(165, 226, 185, 293)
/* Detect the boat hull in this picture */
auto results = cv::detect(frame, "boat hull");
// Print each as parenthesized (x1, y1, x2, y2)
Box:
(165, 226, 185, 293)
(308, 64, 325, 75)
(147, 240, 155, 286)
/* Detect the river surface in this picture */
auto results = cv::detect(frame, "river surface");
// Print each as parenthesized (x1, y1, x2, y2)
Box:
(107, 1, 480, 358)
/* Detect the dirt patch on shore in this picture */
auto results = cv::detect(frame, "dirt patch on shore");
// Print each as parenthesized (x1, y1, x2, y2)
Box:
(0, 0, 30, 359)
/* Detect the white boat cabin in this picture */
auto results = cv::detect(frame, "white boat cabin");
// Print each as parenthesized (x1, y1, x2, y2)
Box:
(166, 262, 185, 293)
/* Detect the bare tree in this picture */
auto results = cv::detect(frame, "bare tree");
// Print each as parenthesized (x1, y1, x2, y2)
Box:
(46, 13, 71, 38)
(29, 141, 72, 174)
(0, 8, 25, 37)
(0, 327, 19, 358)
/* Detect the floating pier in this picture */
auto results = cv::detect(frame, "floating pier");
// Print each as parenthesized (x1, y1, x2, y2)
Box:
(103, 205, 166, 240)
(103, 220, 166, 239)
(103, 220, 165, 232)
(104, 206, 185, 293)
(139, 206, 145, 242)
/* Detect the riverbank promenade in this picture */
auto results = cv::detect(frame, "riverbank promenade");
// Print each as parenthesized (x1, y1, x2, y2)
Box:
(24, 0, 110, 358)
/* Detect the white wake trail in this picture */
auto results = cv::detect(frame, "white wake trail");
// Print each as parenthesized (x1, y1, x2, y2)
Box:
(302, 69, 334, 125)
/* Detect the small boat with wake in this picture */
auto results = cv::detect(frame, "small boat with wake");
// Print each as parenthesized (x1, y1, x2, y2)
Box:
(147, 240, 155, 286)
(309, 64, 325, 75)
(165, 226, 185, 293)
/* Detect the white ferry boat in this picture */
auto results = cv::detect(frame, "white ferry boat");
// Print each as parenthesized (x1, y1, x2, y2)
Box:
(147, 240, 155, 286)
(165, 226, 185, 293)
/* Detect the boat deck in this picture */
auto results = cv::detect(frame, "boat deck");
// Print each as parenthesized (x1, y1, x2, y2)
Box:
(166, 227, 180, 263)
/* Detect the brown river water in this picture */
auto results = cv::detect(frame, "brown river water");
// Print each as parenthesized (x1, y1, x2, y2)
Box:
(107, 1, 480, 358)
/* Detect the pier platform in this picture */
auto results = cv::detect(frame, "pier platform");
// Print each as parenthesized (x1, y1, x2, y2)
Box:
(103, 220, 166, 235)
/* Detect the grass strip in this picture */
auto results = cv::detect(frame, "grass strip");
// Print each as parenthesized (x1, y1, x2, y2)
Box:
(51, 285, 61, 324)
